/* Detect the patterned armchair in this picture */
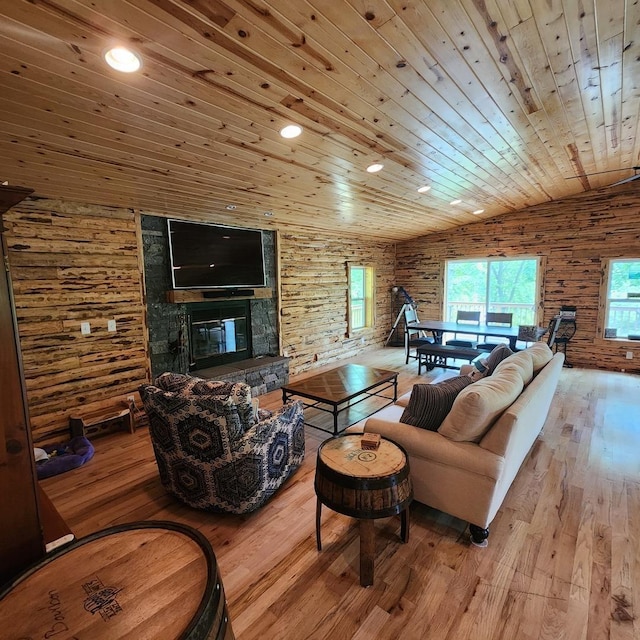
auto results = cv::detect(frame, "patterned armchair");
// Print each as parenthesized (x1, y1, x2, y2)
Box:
(139, 373, 305, 515)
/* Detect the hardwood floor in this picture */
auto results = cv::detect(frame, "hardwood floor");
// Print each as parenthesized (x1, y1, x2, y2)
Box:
(39, 348, 640, 639)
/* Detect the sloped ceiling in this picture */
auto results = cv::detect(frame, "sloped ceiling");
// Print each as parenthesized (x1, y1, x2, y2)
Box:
(1, 0, 639, 241)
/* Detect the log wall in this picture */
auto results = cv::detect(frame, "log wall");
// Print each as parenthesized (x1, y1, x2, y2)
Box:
(395, 184, 640, 372)
(6, 183, 638, 443)
(4, 199, 149, 443)
(279, 232, 395, 374)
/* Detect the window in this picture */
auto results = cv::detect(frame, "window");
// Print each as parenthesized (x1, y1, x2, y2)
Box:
(445, 257, 541, 325)
(348, 264, 375, 332)
(604, 259, 640, 339)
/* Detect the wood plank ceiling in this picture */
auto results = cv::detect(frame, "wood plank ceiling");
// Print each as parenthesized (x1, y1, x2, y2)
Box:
(0, 0, 639, 242)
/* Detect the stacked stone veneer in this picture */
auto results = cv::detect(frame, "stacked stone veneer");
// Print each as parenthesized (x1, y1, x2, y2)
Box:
(192, 356, 289, 397)
(141, 216, 284, 393)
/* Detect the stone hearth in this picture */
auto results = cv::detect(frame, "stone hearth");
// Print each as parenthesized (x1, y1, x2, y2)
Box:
(191, 355, 289, 397)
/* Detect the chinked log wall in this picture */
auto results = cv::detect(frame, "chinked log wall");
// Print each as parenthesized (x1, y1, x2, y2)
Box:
(278, 232, 395, 375)
(395, 184, 640, 372)
(4, 199, 149, 444)
(4, 199, 396, 441)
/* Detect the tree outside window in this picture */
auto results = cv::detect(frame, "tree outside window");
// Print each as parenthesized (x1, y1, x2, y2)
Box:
(445, 258, 540, 325)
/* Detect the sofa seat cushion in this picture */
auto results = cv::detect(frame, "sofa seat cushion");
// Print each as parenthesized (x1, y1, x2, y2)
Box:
(438, 363, 525, 442)
(400, 375, 474, 431)
(395, 391, 412, 408)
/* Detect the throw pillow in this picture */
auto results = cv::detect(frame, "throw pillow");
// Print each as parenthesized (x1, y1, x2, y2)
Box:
(400, 375, 473, 431)
(438, 364, 524, 442)
(484, 344, 514, 375)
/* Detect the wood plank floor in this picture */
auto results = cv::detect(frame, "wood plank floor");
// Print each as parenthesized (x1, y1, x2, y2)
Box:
(39, 348, 640, 639)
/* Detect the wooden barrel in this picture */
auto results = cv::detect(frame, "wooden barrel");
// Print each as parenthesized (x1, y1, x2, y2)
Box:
(315, 434, 412, 518)
(0, 521, 234, 640)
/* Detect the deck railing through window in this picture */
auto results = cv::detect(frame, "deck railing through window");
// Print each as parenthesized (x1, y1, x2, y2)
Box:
(608, 305, 640, 338)
(446, 303, 536, 327)
(351, 302, 365, 329)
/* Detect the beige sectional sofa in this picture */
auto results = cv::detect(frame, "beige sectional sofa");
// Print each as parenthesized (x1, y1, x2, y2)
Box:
(351, 342, 564, 546)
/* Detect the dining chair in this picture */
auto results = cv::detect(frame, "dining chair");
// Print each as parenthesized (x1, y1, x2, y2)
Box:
(445, 310, 481, 348)
(477, 312, 513, 352)
(515, 324, 548, 351)
(404, 306, 433, 364)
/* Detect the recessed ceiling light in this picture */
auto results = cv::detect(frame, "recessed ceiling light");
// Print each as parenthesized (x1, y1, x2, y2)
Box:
(417, 186, 431, 193)
(473, 209, 485, 215)
(225, 204, 236, 210)
(104, 47, 141, 73)
(367, 163, 384, 173)
(450, 199, 462, 205)
(280, 124, 302, 138)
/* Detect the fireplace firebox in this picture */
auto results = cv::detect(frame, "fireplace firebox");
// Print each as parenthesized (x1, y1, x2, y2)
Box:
(187, 301, 252, 370)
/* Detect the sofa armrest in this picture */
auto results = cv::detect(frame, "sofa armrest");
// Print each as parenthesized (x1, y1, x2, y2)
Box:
(364, 417, 503, 481)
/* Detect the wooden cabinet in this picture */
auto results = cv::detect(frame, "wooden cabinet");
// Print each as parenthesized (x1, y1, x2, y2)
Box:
(0, 184, 44, 585)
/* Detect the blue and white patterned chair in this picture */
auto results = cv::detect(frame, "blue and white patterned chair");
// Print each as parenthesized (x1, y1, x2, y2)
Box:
(139, 373, 305, 514)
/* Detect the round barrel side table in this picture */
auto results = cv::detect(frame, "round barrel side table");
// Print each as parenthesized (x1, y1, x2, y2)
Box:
(0, 521, 234, 640)
(314, 434, 413, 587)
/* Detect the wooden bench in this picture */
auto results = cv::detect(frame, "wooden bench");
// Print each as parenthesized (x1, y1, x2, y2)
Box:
(69, 406, 134, 439)
(416, 344, 482, 374)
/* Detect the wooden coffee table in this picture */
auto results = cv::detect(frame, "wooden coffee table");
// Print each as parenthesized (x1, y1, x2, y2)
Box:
(314, 434, 412, 587)
(281, 364, 398, 435)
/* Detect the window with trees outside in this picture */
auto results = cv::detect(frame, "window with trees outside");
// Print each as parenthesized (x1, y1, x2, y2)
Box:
(445, 257, 541, 325)
(604, 259, 640, 339)
(348, 264, 375, 333)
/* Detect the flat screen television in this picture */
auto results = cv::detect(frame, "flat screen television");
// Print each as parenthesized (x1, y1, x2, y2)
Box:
(168, 219, 266, 289)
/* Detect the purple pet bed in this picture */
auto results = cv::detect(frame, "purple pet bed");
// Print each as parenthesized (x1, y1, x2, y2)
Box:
(36, 436, 95, 480)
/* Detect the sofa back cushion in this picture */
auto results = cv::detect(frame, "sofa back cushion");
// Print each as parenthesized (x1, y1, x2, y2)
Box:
(438, 364, 525, 442)
(527, 341, 554, 373)
(400, 375, 473, 431)
(493, 350, 534, 386)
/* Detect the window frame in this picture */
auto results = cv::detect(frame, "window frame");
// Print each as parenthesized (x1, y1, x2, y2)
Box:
(347, 263, 375, 335)
(443, 256, 544, 326)
(599, 258, 640, 341)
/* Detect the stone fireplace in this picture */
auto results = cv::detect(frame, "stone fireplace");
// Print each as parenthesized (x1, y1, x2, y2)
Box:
(141, 215, 288, 395)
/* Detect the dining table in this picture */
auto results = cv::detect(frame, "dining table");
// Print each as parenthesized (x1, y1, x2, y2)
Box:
(406, 319, 522, 351)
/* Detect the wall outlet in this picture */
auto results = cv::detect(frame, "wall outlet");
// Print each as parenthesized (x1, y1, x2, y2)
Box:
(108, 319, 117, 332)
(626, 351, 633, 359)
(80, 321, 91, 335)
